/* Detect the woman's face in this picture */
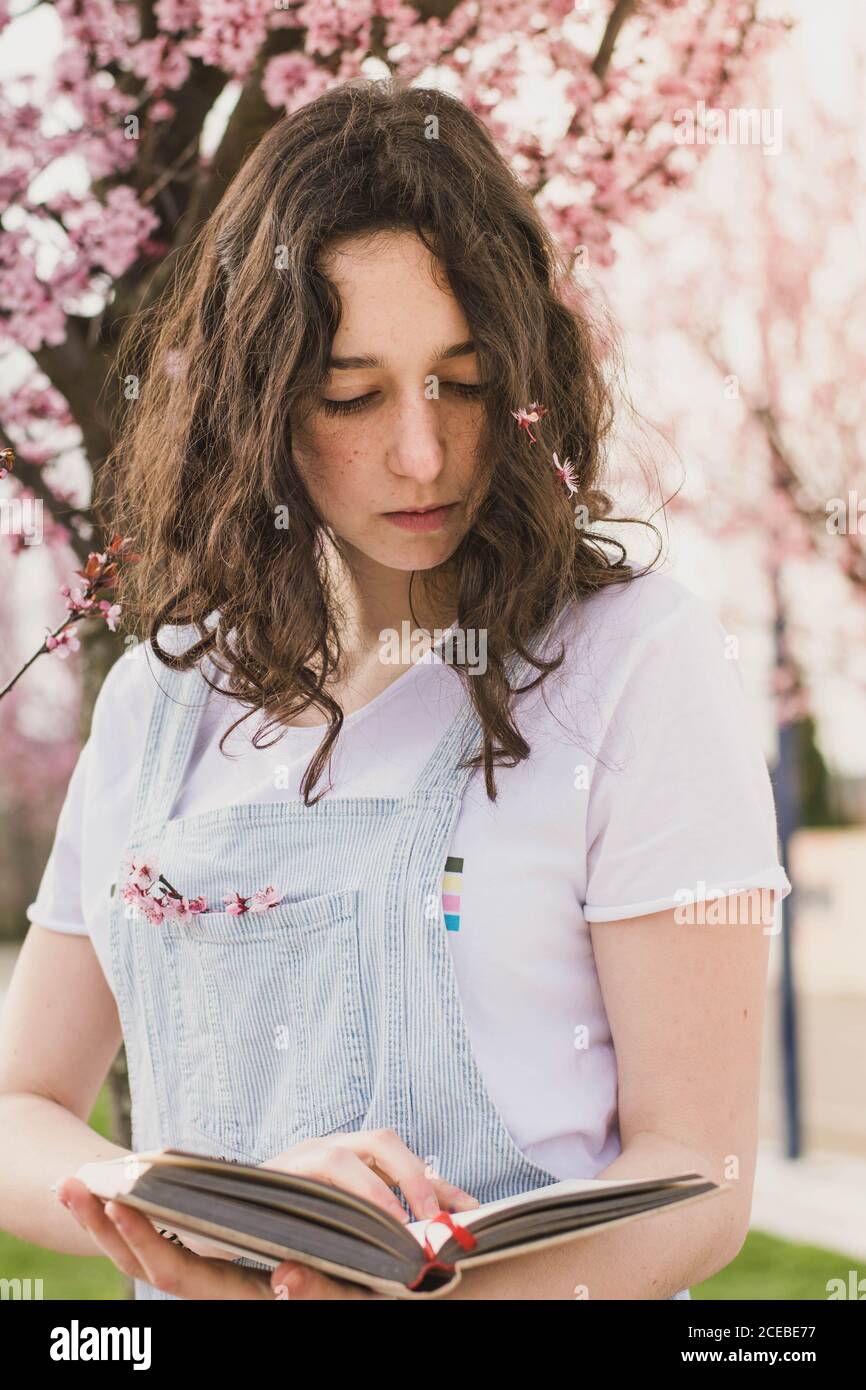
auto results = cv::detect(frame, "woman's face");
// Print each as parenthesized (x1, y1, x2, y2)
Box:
(291, 230, 485, 575)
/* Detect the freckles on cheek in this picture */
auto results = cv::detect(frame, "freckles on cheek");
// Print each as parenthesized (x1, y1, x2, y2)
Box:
(299, 439, 346, 488)
(311, 448, 369, 522)
(330, 443, 367, 489)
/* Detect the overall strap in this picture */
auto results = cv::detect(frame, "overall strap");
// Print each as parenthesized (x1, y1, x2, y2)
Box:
(412, 608, 568, 797)
(127, 627, 214, 847)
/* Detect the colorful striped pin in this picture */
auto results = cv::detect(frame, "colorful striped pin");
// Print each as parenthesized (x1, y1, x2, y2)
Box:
(443, 855, 463, 931)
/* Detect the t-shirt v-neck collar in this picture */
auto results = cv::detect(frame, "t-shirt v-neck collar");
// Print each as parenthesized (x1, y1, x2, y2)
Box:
(278, 622, 458, 736)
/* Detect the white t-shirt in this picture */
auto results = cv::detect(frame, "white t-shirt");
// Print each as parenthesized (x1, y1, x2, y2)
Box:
(27, 570, 792, 1179)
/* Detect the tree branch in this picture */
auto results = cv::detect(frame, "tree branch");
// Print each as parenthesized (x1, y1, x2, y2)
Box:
(592, 0, 637, 81)
(697, 336, 865, 591)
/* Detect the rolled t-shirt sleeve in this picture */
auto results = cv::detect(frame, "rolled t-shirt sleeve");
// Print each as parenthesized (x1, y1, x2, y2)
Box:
(583, 589, 792, 922)
(26, 736, 91, 936)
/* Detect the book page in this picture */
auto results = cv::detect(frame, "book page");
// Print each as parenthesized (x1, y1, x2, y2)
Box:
(404, 1175, 664, 1254)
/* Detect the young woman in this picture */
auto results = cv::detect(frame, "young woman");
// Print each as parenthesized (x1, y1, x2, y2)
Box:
(0, 79, 790, 1301)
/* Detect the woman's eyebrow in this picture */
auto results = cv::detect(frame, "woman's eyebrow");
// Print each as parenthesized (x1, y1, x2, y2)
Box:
(327, 338, 476, 370)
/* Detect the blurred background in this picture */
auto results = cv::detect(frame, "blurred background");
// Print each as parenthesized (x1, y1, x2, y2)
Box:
(0, 0, 864, 1299)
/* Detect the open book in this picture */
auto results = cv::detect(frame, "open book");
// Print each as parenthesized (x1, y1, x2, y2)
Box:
(77, 1148, 724, 1299)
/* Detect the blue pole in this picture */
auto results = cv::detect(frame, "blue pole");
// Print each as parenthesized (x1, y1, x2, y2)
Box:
(771, 589, 801, 1160)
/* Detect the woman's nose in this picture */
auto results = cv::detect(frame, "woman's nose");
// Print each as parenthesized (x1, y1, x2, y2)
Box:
(387, 393, 447, 482)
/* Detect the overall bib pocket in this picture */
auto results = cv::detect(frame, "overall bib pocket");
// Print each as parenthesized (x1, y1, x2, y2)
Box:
(158, 887, 369, 1162)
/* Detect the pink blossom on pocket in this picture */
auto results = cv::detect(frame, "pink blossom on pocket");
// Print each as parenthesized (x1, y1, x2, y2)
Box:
(249, 885, 283, 912)
(120, 881, 146, 907)
(120, 855, 280, 922)
(223, 886, 284, 914)
(123, 854, 158, 892)
(138, 894, 166, 925)
(161, 893, 209, 919)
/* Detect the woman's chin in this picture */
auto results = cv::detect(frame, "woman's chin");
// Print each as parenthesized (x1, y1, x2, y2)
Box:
(362, 530, 463, 573)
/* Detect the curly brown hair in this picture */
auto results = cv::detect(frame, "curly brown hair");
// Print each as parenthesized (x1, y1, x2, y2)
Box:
(98, 75, 661, 805)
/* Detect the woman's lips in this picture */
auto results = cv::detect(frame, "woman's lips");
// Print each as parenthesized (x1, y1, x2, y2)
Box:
(382, 503, 457, 532)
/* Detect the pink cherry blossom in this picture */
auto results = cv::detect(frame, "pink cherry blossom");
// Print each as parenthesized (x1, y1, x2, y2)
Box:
(60, 586, 98, 617)
(45, 627, 81, 658)
(512, 402, 547, 444)
(138, 895, 166, 926)
(551, 451, 578, 497)
(128, 35, 191, 90)
(123, 854, 158, 892)
(120, 854, 282, 922)
(99, 601, 122, 631)
(63, 185, 161, 281)
(249, 885, 283, 911)
(120, 881, 146, 907)
(224, 886, 285, 914)
(161, 893, 209, 919)
(1, 535, 138, 700)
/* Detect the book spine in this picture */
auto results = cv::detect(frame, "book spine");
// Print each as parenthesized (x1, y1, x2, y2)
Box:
(406, 1212, 479, 1292)
(406, 1256, 457, 1291)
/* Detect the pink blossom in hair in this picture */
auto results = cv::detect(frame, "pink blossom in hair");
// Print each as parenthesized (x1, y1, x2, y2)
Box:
(511, 401, 547, 444)
(551, 451, 578, 496)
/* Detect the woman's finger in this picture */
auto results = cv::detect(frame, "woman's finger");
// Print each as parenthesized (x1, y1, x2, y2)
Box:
(171, 1230, 239, 1261)
(56, 1176, 273, 1299)
(326, 1129, 481, 1221)
(274, 1130, 480, 1223)
(103, 1201, 273, 1301)
(271, 1260, 382, 1300)
(56, 1178, 149, 1282)
(281, 1145, 414, 1225)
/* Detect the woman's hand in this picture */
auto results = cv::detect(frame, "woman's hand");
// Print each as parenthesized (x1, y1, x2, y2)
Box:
(259, 1127, 480, 1224)
(55, 1176, 389, 1300)
(54, 1125, 478, 1300)
(55, 1177, 275, 1300)
(271, 1261, 392, 1300)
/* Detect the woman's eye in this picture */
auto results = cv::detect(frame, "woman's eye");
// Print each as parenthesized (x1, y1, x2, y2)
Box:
(319, 393, 376, 417)
(319, 382, 483, 417)
(445, 382, 483, 399)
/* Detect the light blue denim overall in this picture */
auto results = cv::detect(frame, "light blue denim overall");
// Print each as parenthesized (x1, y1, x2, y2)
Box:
(108, 623, 690, 1301)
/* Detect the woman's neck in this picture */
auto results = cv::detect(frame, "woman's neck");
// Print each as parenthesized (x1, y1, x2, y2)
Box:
(325, 536, 459, 662)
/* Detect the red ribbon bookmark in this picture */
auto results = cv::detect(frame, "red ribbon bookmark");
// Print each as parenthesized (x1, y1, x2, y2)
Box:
(406, 1210, 478, 1291)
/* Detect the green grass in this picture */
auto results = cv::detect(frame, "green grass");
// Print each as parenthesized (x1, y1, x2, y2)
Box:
(1, 1089, 858, 1300)
(694, 1228, 861, 1301)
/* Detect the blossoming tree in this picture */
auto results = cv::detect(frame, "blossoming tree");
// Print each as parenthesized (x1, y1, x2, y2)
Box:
(1, 0, 786, 610)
